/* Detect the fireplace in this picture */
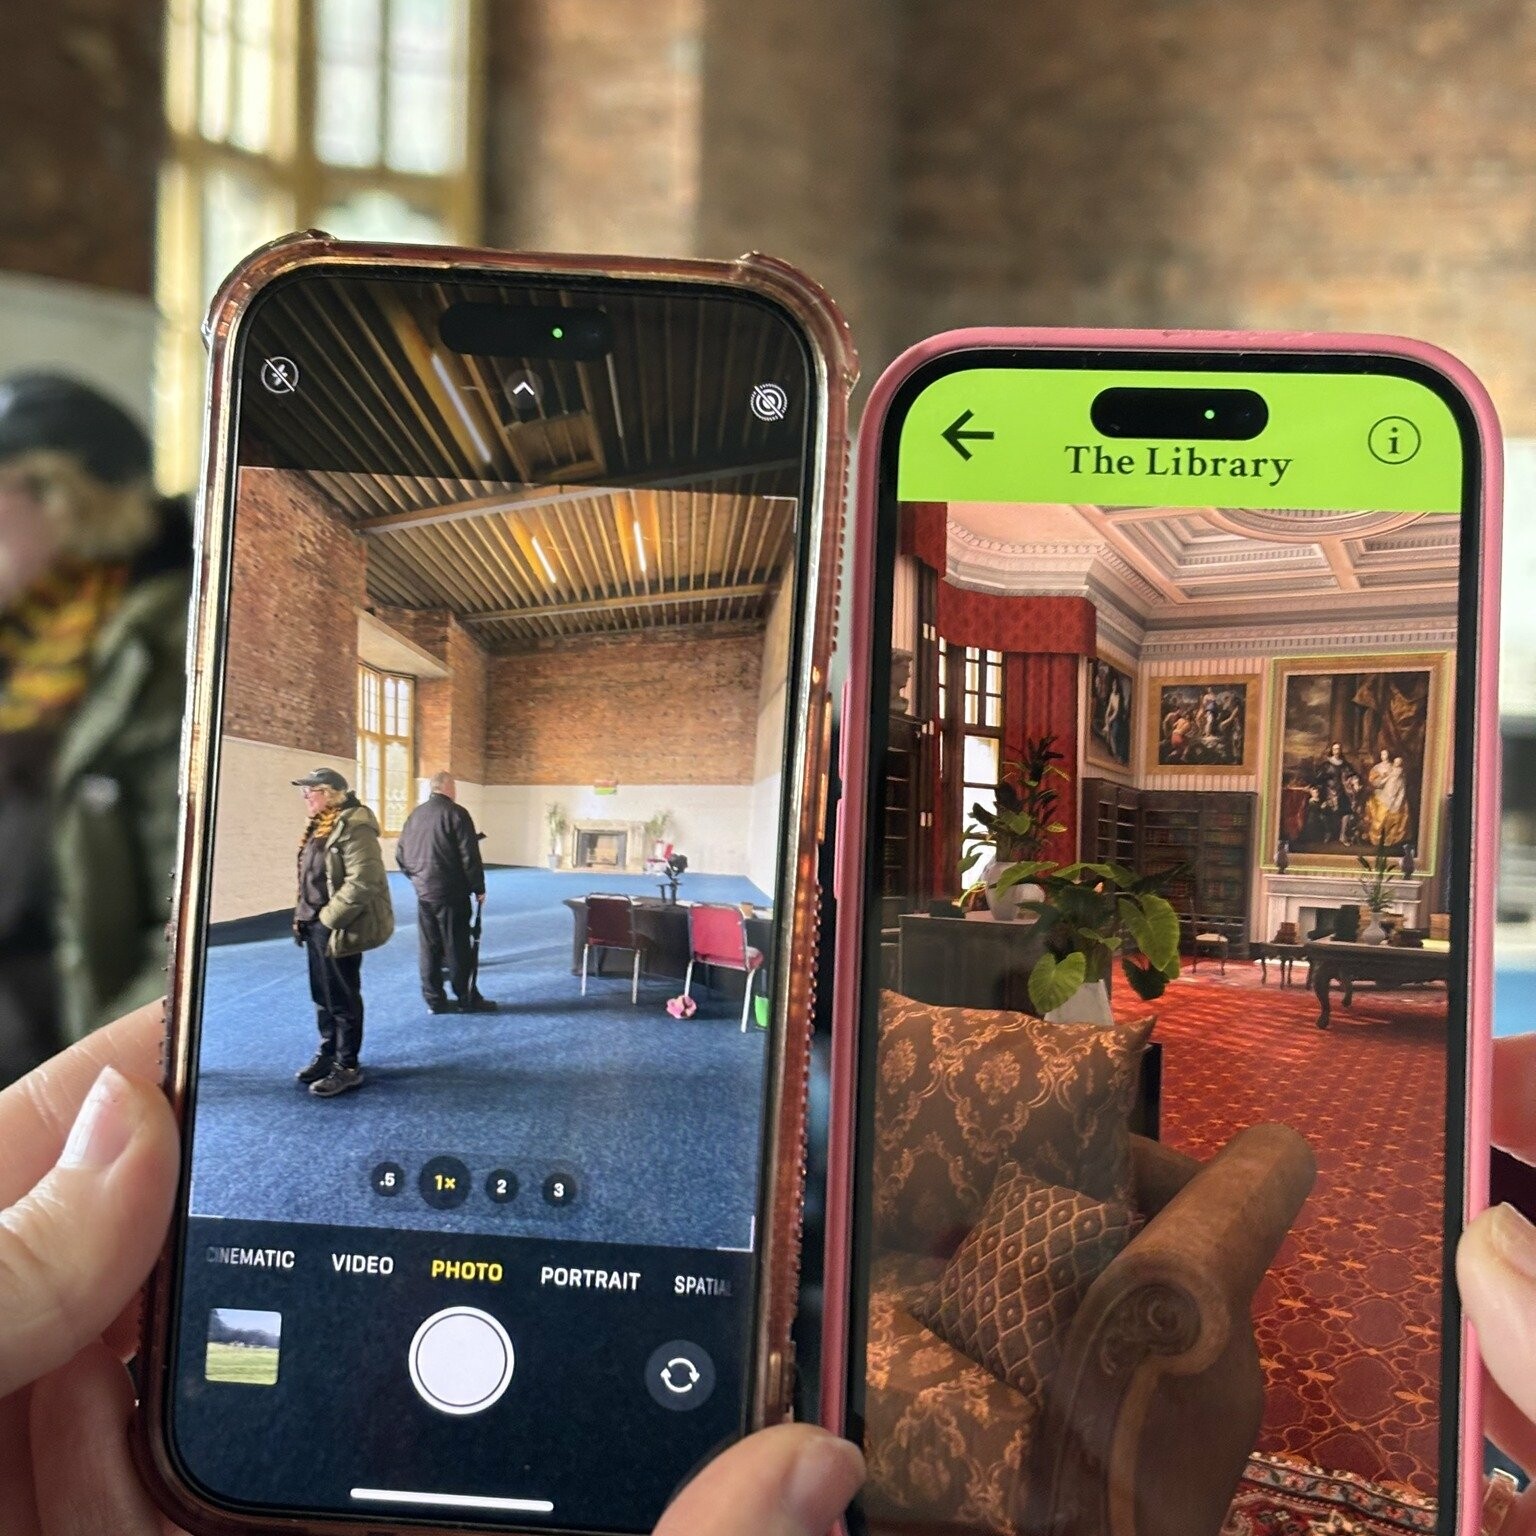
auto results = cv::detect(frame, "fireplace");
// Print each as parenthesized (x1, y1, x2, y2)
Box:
(1261, 872, 1426, 939)
(576, 830, 627, 869)
(567, 819, 647, 872)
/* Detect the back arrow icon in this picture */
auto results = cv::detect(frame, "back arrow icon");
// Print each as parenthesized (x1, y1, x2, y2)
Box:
(942, 410, 995, 460)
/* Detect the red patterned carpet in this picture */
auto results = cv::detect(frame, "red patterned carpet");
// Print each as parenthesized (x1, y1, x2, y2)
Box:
(1129, 961, 1448, 1498)
(1221, 1452, 1438, 1536)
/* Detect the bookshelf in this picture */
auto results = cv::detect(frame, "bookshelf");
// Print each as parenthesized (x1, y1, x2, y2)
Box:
(1080, 780, 1257, 957)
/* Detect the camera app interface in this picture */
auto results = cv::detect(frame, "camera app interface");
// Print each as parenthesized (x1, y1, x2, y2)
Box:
(169, 273, 813, 1529)
(853, 365, 1472, 1536)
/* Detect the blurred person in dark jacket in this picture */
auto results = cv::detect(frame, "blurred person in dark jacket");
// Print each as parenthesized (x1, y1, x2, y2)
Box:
(0, 375, 191, 1082)
(395, 770, 495, 1013)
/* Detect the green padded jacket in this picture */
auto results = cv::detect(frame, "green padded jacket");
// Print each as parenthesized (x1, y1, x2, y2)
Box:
(315, 798, 396, 958)
(52, 565, 188, 1041)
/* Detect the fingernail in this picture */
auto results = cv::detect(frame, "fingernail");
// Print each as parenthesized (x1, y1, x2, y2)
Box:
(59, 1066, 136, 1171)
(782, 1432, 866, 1532)
(1487, 1202, 1536, 1280)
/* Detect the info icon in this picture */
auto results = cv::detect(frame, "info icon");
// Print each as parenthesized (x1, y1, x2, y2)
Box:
(1367, 415, 1421, 465)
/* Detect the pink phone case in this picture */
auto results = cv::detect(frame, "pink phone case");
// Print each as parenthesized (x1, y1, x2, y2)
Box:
(821, 328, 1502, 1536)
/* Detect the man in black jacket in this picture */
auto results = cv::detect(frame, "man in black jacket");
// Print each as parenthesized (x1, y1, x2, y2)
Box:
(395, 771, 495, 1013)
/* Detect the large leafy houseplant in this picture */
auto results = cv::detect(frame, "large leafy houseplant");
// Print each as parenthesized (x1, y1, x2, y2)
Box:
(958, 735, 1070, 904)
(1021, 861, 1188, 1016)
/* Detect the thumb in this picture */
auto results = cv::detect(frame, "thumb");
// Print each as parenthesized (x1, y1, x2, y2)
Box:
(1458, 1203, 1536, 1428)
(0, 1065, 179, 1399)
(655, 1424, 864, 1536)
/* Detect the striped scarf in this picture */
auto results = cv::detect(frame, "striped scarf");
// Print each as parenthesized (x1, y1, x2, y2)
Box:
(298, 803, 344, 858)
(0, 561, 128, 734)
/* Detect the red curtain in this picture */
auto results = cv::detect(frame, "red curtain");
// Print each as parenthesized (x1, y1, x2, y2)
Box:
(902, 504, 1097, 884)
(1002, 653, 1081, 863)
(936, 584, 1095, 873)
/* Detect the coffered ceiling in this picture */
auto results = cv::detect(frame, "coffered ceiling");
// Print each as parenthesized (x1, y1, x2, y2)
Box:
(942, 502, 1461, 631)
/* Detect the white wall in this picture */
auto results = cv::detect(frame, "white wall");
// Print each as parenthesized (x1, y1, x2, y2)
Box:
(477, 782, 757, 884)
(210, 739, 355, 923)
(380, 777, 489, 870)
(0, 273, 157, 428)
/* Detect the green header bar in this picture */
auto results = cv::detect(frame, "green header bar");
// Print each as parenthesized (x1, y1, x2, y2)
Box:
(897, 368, 1462, 512)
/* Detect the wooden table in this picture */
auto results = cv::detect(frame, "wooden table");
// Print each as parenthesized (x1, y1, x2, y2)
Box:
(563, 897, 774, 992)
(1251, 940, 1307, 987)
(1305, 939, 1450, 1029)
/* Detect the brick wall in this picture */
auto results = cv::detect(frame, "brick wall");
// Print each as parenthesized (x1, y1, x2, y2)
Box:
(890, 0, 1536, 431)
(696, 0, 897, 371)
(225, 470, 365, 759)
(486, 625, 765, 784)
(0, 2, 163, 294)
(448, 618, 489, 783)
(483, 0, 703, 257)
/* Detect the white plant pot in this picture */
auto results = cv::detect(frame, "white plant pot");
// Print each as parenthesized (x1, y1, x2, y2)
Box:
(1045, 977, 1114, 1027)
(1359, 911, 1388, 945)
(983, 859, 1043, 923)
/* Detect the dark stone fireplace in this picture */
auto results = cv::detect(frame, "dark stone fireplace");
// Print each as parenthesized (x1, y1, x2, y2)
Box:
(575, 829, 627, 869)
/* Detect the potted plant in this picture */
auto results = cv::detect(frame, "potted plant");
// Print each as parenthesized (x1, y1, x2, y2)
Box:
(1021, 861, 1187, 1025)
(546, 802, 568, 870)
(1355, 832, 1396, 944)
(958, 735, 1069, 921)
(643, 809, 672, 850)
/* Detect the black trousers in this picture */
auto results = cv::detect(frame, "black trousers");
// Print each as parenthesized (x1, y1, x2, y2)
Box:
(417, 896, 474, 1004)
(305, 924, 364, 1067)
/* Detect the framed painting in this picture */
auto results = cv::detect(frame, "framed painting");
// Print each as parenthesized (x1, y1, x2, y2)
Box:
(1272, 655, 1449, 863)
(1147, 674, 1261, 773)
(1086, 655, 1134, 770)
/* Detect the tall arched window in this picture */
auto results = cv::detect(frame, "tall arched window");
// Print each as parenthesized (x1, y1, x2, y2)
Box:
(157, 0, 483, 485)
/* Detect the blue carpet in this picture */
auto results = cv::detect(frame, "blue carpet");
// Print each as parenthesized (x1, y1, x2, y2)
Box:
(189, 869, 771, 1249)
(1496, 964, 1536, 1037)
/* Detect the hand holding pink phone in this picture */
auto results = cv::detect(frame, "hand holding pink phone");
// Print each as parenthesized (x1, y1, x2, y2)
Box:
(823, 329, 1500, 1536)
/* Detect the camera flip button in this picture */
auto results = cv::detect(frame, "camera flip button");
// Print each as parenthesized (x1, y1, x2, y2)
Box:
(645, 1340, 716, 1412)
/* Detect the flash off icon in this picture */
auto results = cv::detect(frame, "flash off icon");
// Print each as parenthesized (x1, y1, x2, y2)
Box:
(1368, 416, 1421, 464)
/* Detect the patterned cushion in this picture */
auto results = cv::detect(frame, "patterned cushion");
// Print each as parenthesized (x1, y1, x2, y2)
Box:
(910, 1166, 1135, 1411)
(864, 1255, 1037, 1533)
(873, 989, 1153, 1256)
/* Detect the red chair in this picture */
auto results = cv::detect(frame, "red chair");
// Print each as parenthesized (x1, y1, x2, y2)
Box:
(684, 904, 765, 1032)
(582, 894, 650, 1005)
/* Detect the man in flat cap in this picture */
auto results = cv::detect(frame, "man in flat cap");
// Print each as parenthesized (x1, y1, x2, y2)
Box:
(291, 767, 395, 1097)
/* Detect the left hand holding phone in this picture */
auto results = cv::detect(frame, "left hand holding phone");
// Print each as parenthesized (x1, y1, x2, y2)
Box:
(0, 1003, 867, 1536)
(0, 1000, 180, 1535)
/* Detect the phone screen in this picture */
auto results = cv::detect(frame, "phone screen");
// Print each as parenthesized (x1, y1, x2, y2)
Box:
(163, 268, 818, 1530)
(847, 355, 1480, 1535)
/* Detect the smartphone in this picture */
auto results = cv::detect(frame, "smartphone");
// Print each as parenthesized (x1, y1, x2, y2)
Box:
(134, 234, 856, 1534)
(822, 331, 1500, 1536)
